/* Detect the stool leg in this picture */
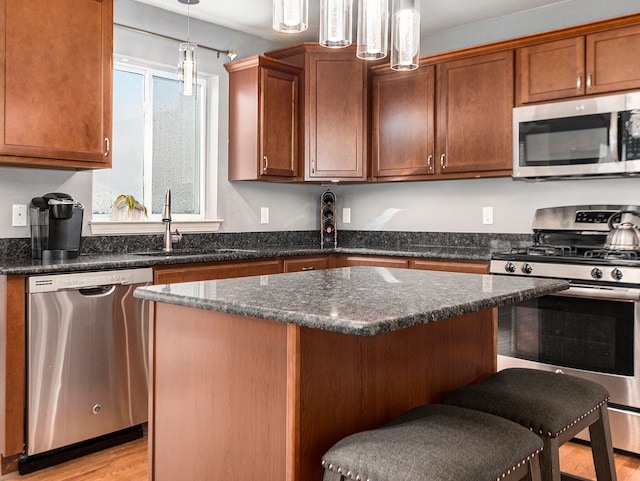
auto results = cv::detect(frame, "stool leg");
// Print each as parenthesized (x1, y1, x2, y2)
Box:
(588, 406, 617, 481)
(540, 435, 562, 481)
(530, 455, 543, 481)
(323, 470, 344, 481)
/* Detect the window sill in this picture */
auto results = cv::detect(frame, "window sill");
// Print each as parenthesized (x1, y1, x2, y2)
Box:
(89, 219, 223, 235)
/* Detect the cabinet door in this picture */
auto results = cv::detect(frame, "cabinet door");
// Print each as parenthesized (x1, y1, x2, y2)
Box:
(516, 37, 585, 104)
(0, 0, 112, 168)
(371, 65, 435, 179)
(409, 259, 489, 274)
(260, 67, 299, 177)
(154, 260, 282, 284)
(307, 50, 366, 180)
(437, 51, 513, 174)
(586, 24, 640, 95)
(283, 256, 330, 272)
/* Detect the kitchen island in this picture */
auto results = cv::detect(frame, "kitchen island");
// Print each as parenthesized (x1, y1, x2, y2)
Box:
(134, 267, 567, 481)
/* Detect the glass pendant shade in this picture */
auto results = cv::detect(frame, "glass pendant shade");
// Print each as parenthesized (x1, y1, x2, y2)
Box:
(390, 0, 420, 71)
(356, 0, 388, 60)
(320, 0, 353, 48)
(179, 42, 197, 96)
(273, 0, 308, 33)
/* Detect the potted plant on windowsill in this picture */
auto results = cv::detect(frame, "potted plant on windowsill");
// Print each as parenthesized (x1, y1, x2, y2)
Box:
(111, 194, 148, 221)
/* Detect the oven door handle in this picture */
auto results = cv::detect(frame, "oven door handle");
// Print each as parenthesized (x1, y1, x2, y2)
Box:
(554, 285, 640, 301)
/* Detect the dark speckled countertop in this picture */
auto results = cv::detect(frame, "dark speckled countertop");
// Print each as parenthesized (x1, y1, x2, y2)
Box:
(134, 267, 568, 336)
(0, 245, 491, 275)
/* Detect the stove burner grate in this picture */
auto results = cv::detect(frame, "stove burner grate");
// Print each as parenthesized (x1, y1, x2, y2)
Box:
(510, 244, 577, 257)
(584, 249, 639, 260)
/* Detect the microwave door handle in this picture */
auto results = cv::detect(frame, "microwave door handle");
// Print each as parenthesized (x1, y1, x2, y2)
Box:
(610, 112, 620, 163)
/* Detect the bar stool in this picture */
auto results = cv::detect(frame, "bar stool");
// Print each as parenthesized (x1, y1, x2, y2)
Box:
(321, 404, 544, 481)
(442, 368, 617, 481)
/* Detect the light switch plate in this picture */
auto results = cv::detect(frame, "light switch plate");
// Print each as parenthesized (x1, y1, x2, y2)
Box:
(482, 206, 493, 225)
(343, 207, 351, 224)
(260, 207, 269, 224)
(12, 204, 27, 227)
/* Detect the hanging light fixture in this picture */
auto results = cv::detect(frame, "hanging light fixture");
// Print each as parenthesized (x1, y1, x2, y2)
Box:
(178, 0, 198, 96)
(319, 0, 352, 48)
(390, 0, 420, 70)
(356, 0, 388, 59)
(273, 0, 308, 33)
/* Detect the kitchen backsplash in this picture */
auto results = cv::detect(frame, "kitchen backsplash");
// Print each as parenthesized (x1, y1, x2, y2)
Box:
(0, 231, 531, 260)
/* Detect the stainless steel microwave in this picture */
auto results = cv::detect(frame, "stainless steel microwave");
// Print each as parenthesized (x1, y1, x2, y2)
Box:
(513, 92, 640, 179)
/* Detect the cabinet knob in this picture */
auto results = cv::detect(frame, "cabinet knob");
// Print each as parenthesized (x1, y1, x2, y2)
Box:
(263, 156, 269, 171)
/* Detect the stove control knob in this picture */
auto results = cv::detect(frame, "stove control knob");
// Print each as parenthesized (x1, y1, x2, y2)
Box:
(611, 268, 623, 281)
(521, 263, 533, 274)
(505, 262, 516, 273)
(591, 268, 603, 279)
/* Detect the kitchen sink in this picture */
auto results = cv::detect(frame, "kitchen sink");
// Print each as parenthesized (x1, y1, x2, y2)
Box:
(133, 248, 257, 257)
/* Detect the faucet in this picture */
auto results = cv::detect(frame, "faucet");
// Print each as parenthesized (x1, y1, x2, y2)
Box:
(162, 189, 182, 252)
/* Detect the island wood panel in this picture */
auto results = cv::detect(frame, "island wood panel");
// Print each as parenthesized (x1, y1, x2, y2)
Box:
(1, 275, 25, 474)
(343, 255, 409, 268)
(150, 304, 496, 481)
(410, 258, 490, 274)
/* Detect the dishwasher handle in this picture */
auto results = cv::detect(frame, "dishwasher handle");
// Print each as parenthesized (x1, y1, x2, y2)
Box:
(77, 285, 118, 297)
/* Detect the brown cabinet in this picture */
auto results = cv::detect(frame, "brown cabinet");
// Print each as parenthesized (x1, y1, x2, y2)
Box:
(267, 44, 368, 181)
(226, 56, 301, 180)
(154, 259, 282, 284)
(343, 255, 410, 268)
(436, 51, 514, 175)
(371, 65, 436, 180)
(283, 256, 331, 272)
(517, 24, 640, 104)
(370, 50, 513, 181)
(409, 259, 489, 274)
(0, 0, 112, 169)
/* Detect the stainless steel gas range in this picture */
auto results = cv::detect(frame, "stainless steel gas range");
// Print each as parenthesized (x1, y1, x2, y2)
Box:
(490, 205, 640, 455)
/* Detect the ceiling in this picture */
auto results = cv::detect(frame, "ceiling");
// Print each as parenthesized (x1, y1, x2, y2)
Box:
(133, 0, 571, 44)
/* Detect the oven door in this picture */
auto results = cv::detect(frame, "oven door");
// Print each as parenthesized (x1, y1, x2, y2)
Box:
(497, 285, 640, 453)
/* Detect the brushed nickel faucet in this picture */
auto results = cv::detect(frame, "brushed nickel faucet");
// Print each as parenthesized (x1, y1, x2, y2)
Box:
(162, 189, 182, 252)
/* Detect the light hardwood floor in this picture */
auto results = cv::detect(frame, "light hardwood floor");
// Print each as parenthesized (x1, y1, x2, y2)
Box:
(1, 438, 638, 480)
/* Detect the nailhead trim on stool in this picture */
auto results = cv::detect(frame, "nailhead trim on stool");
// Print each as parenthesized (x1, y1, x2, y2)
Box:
(321, 404, 544, 481)
(442, 368, 617, 481)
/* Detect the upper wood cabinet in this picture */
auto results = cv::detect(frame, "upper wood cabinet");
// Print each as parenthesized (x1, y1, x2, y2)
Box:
(517, 23, 640, 104)
(267, 44, 368, 181)
(0, 0, 113, 169)
(371, 65, 436, 180)
(226, 56, 301, 181)
(436, 50, 514, 176)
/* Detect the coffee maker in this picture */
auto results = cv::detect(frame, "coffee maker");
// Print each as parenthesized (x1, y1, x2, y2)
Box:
(29, 193, 83, 260)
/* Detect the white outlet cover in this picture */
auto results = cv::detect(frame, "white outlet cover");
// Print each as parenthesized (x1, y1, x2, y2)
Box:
(12, 204, 28, 227)
(260, 207, 269, 224)
(343, 207, 351, 224)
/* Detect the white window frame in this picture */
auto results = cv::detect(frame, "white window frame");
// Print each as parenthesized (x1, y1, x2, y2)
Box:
(90, 58, 221, 235)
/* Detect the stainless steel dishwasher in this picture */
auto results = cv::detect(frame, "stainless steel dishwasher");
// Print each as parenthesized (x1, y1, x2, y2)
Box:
(25, 268, 153, 467)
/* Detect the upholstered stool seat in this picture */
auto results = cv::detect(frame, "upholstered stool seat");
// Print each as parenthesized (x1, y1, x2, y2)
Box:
(321, 404, 544, 481)
(443, 368, 617, 481)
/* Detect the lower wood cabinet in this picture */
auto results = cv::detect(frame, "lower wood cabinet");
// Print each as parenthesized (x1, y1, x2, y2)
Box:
(153, 259, 282, 284)
(283, 256, 331, 272)
(409, 259, 490, 274)
(343, 255, 410, 268)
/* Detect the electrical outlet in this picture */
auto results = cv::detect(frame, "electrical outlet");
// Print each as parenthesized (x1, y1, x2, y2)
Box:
(260, 207, 269, 224)
(343, 207, 351, 224)
(482, 206, 494, 225)
(12, 204, 27, 227)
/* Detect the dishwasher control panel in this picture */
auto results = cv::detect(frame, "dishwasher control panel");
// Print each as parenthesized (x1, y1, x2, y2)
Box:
(28, 268, 154, 293)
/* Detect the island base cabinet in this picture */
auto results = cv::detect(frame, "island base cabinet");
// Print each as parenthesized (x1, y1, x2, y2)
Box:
(149, 304, 496, 481)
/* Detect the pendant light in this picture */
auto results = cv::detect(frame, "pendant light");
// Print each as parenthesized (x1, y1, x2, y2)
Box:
(390, 0, 420, 71)
(273, 0, 308, 33)
(319, 0, 352, 48)
(356, 0, 388, 59)
(178, 0, 198, 96)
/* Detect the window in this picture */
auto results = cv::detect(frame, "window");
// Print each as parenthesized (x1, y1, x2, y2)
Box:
(92, 60, 219, 233)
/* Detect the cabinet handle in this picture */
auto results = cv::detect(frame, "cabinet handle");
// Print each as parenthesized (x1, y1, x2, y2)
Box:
(576, 74, 583, 91)
(427, 154, 433, 170)
(440, 153, 446, 170)
(587, 72, 593, 90)
(311, 159, 316, 175)
(104, 138, 110, 157)
(301, 266, 315, 271)
(263, 156, 269, 171)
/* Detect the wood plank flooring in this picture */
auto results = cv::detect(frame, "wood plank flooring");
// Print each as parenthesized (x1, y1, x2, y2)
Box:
(1, 438, 638, 480)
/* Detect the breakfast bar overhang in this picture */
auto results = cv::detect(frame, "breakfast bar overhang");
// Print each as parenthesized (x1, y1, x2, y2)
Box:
(134, 267, 568, 481)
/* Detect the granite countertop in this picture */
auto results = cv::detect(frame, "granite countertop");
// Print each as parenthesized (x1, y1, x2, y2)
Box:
(0, 245, 491, 275)
(134, 266, 568, 336)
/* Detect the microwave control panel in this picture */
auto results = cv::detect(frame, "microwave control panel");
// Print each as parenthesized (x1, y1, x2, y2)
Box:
(622, 110, 640, 160)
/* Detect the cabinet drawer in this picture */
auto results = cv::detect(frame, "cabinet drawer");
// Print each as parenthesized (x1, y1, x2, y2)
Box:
(409, 259, 489, 274)
(283, 256, 330, 273)
(344, 256, 409, 268)
(154, 260, 282, 284)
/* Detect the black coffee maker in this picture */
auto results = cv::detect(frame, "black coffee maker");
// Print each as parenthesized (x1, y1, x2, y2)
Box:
(29, 193, 83, 260)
